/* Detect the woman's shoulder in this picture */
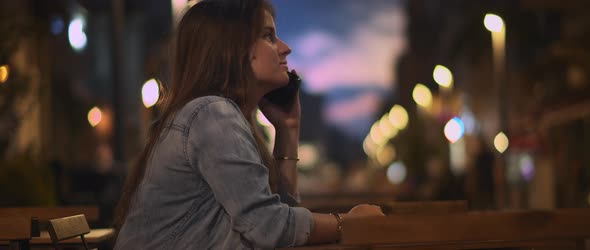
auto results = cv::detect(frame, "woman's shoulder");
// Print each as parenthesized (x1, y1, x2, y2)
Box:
(174, 95, 242, 127)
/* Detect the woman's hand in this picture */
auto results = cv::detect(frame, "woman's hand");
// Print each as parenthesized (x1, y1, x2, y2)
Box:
(344, 204, 385, 219)
(258, 91, 301, 130)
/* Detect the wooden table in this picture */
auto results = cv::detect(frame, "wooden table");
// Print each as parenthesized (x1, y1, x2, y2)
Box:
(283, 208, 590, 250)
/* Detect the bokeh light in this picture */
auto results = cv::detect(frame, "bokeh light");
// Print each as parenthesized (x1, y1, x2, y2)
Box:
(50, 15, 65, 35)
(412, 83, 432, 108)
(460, 109, 476, 135)
(444, 117, 465, 143)
(433, 65, 453, 88)
(388, 105, 409, 130)
(68, 16, 87, 51)
(387, 161, 407, 185)
(298, 143, 319, 170)
(376, 144, 396, 167)
(484, 13, 504, 33)
(378, 116, 398, 138)
(88, 107, 102, 127)
(520, 154, 535, 181)
(369, 123, 387, 145)
(494, 132, 509, 153)
(0, 65, 9, 84)
(363, 137, 378, 157)
(142, 78, 160, 108)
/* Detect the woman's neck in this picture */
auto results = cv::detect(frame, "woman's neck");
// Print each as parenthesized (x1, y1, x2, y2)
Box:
(240, 97, 260, 119)
(241, 88, 265, 117)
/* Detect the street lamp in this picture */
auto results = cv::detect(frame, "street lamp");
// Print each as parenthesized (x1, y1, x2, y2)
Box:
(485, 13, 508, 208)
(484, 14, 505, 33)
(484, 13, 507, 144)
(484, 13, 506, 83)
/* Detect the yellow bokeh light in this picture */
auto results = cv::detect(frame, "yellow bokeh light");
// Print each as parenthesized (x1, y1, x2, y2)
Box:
(388, 105, 409, 130)
(298, 143, 319, 170)
(142, 78, 160, 108)
(0, 65, 9, 83)
(376, 144, 397, 167)
(88, 107, 102, 127)
(363, 136, 378, 157)
(412, 83, 432, 108)
(433, 65, 453, 88)
(378, 116, 398, 138)
(370, 123, 387, 145)
(494, 132, 509, 153)
(484, 13, 504, 33)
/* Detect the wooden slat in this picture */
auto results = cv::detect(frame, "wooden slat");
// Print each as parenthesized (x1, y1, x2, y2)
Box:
(0, 206, 99, 222)
(31, 228, 114, 245)
(370, 239, 579, 250)
(281, 239, 579, 250)
(341, 208, 590, 246)
(0, 217, 31, 240)
(383, 200, 467, 215)
(301, 196, 394, 214)
(279, 244, 368, 250)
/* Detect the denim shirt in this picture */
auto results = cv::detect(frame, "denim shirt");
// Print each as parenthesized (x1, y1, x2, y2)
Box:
(115, 96, 313, 249)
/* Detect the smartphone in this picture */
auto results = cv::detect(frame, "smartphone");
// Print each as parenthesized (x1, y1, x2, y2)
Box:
(263, 70, 301, 108)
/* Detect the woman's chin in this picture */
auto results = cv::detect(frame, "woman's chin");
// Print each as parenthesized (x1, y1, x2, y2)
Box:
(278, 74, 289, 86)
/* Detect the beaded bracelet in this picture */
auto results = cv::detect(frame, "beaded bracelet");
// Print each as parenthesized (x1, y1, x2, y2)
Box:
(329, 212, 343, 241)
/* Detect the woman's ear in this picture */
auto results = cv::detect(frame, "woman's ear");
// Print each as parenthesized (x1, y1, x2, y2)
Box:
(250, 47, 257, 60)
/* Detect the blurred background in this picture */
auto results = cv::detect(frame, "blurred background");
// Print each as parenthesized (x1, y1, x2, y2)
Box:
(1, 0, 589, 227)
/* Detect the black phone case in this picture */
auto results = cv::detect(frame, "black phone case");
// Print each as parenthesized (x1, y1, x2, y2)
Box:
(263, 71, 301, 107)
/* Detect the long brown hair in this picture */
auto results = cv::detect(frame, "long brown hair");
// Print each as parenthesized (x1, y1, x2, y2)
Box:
(114, 0, 278, 230)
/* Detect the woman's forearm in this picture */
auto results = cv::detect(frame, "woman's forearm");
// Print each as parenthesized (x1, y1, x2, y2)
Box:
(274, 128, 299, 195)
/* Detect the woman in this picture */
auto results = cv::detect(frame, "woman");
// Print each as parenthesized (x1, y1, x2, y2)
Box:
(114, 0, 384, 249)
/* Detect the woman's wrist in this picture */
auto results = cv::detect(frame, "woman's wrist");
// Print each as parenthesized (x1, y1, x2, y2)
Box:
(275, 156, 299, 161)
(329, 212, 343, 242)
(273, 128, 299, 158)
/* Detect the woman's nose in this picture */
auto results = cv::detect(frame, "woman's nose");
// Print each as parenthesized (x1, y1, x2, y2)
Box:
(278, 39, 292, 56)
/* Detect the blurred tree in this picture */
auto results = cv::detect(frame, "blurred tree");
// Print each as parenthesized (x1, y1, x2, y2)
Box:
(0, 2, 58, 206)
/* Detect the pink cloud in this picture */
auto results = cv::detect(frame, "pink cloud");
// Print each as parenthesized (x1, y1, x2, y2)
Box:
(324, 92, 382, 123)
(292, 8, 407, 94)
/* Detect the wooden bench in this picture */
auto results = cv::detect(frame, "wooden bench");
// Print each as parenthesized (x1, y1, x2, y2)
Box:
(0, 217, 33, 250)
(0, 207, 113, 249)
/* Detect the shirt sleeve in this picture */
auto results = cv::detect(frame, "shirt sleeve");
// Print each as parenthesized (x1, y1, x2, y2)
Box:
(185, 99, 313, 248)
(278, 182, 302, 207)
